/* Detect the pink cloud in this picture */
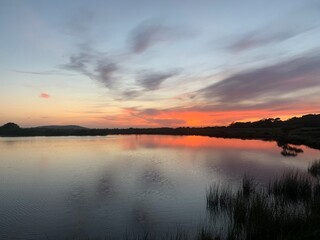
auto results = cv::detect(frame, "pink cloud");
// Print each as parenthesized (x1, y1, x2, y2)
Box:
(39, 93, 50, 99)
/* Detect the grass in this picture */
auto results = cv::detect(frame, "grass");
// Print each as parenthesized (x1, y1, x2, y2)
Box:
(241, 175, 255, 198)
(207, 184, 234, 212)
(308, 160, 320, 178)
(268, 171, 313, 202)
(206, 169, 320, 240)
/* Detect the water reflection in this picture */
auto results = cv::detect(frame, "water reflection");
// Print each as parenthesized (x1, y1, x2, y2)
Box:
(121, 135, 306, 157)
(66, 185, 91, 239)
(277, 142, 304, 157)
(0, 135, 319, 239)
(120, 135, 278, 151)
(96, 173, 116, 202)
(132, 201, 154, 232)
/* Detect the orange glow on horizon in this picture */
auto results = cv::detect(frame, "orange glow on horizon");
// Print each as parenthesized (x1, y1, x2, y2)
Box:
(1, 99, 319, 128)
(116, 109, 318, 128)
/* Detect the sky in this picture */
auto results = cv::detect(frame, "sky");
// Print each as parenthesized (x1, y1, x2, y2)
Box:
(0, 0, 320, 128)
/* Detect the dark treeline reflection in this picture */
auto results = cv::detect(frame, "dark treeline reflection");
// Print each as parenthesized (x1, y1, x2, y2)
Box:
(279, 143, 304, 157)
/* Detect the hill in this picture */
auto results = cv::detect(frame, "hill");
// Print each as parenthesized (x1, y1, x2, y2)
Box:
(0, 122, 20, 130)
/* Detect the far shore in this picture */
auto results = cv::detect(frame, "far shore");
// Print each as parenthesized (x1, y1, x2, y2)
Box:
(1, 114, 320, 150)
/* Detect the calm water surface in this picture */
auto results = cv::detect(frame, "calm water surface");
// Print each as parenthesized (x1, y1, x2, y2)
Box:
(0, 135, 319, 239)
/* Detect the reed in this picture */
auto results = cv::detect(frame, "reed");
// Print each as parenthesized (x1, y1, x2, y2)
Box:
(206, 171, 320, 239)
(308, 160, 320, 178)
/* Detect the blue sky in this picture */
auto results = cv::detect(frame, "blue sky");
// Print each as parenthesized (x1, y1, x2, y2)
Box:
(0, 0, 319, 127)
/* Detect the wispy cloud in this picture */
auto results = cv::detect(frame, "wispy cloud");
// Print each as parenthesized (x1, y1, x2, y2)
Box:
(61, 43, 180, 94)
(228, 31, 290, 52)
(115, 70, 179, 100)
(129, 21, 191, 54)
(61, 45, 119, 88)
(93, 61, 118, 88)
(137, 70, 177, 90)
(39, 93, 50, 99)
(228, 28, 314, 52)
(120, 90, 141, 99)
(227, 3, 319, 52)
(13, 70, 75, 76)
(127, 107, 186, 127)
(198, 52, 320, 103)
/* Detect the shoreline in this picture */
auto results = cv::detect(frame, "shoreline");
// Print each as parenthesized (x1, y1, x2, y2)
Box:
(1, 127, 319, 151)
(1, 114, 320, 150)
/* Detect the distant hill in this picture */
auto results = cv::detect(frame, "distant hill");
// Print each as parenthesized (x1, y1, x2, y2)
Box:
(0, 122, 20, 130)
(35, 125, 88, 130)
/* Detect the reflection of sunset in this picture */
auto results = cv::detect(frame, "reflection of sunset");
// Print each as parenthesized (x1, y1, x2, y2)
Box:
(119, 135, 319, 160)
(120, 135, 284, 151)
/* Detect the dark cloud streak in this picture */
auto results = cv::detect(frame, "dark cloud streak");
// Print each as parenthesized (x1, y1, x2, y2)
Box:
(137, 71, 177, 90)
(93, 61, 118, 88)
(227, 3, 319, 52)
(229, 31, 293, 52)
(228, 27, 315, 52)
(61, 47, 119, 88)
(199, 53, 320, 103)
(129, 108, 186, 127)
(116, 70, 179, 100)
(13, 70, 75, 76)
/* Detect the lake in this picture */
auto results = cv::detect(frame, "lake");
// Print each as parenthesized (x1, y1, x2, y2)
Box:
(0, 135, 319, 239)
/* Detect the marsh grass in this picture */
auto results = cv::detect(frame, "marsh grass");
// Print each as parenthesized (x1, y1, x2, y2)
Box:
(197, 228, 221, 240)
(207, 184, 234, 212)
(308, 160, 320, 178)
(123, 231, 190, 240)
(268, 171, 312, 202)
(206, 170, 320, 240)
(241, 175, 255, 198)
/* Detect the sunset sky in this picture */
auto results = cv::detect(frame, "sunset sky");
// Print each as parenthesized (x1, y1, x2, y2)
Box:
(1, 0, 320, 128)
